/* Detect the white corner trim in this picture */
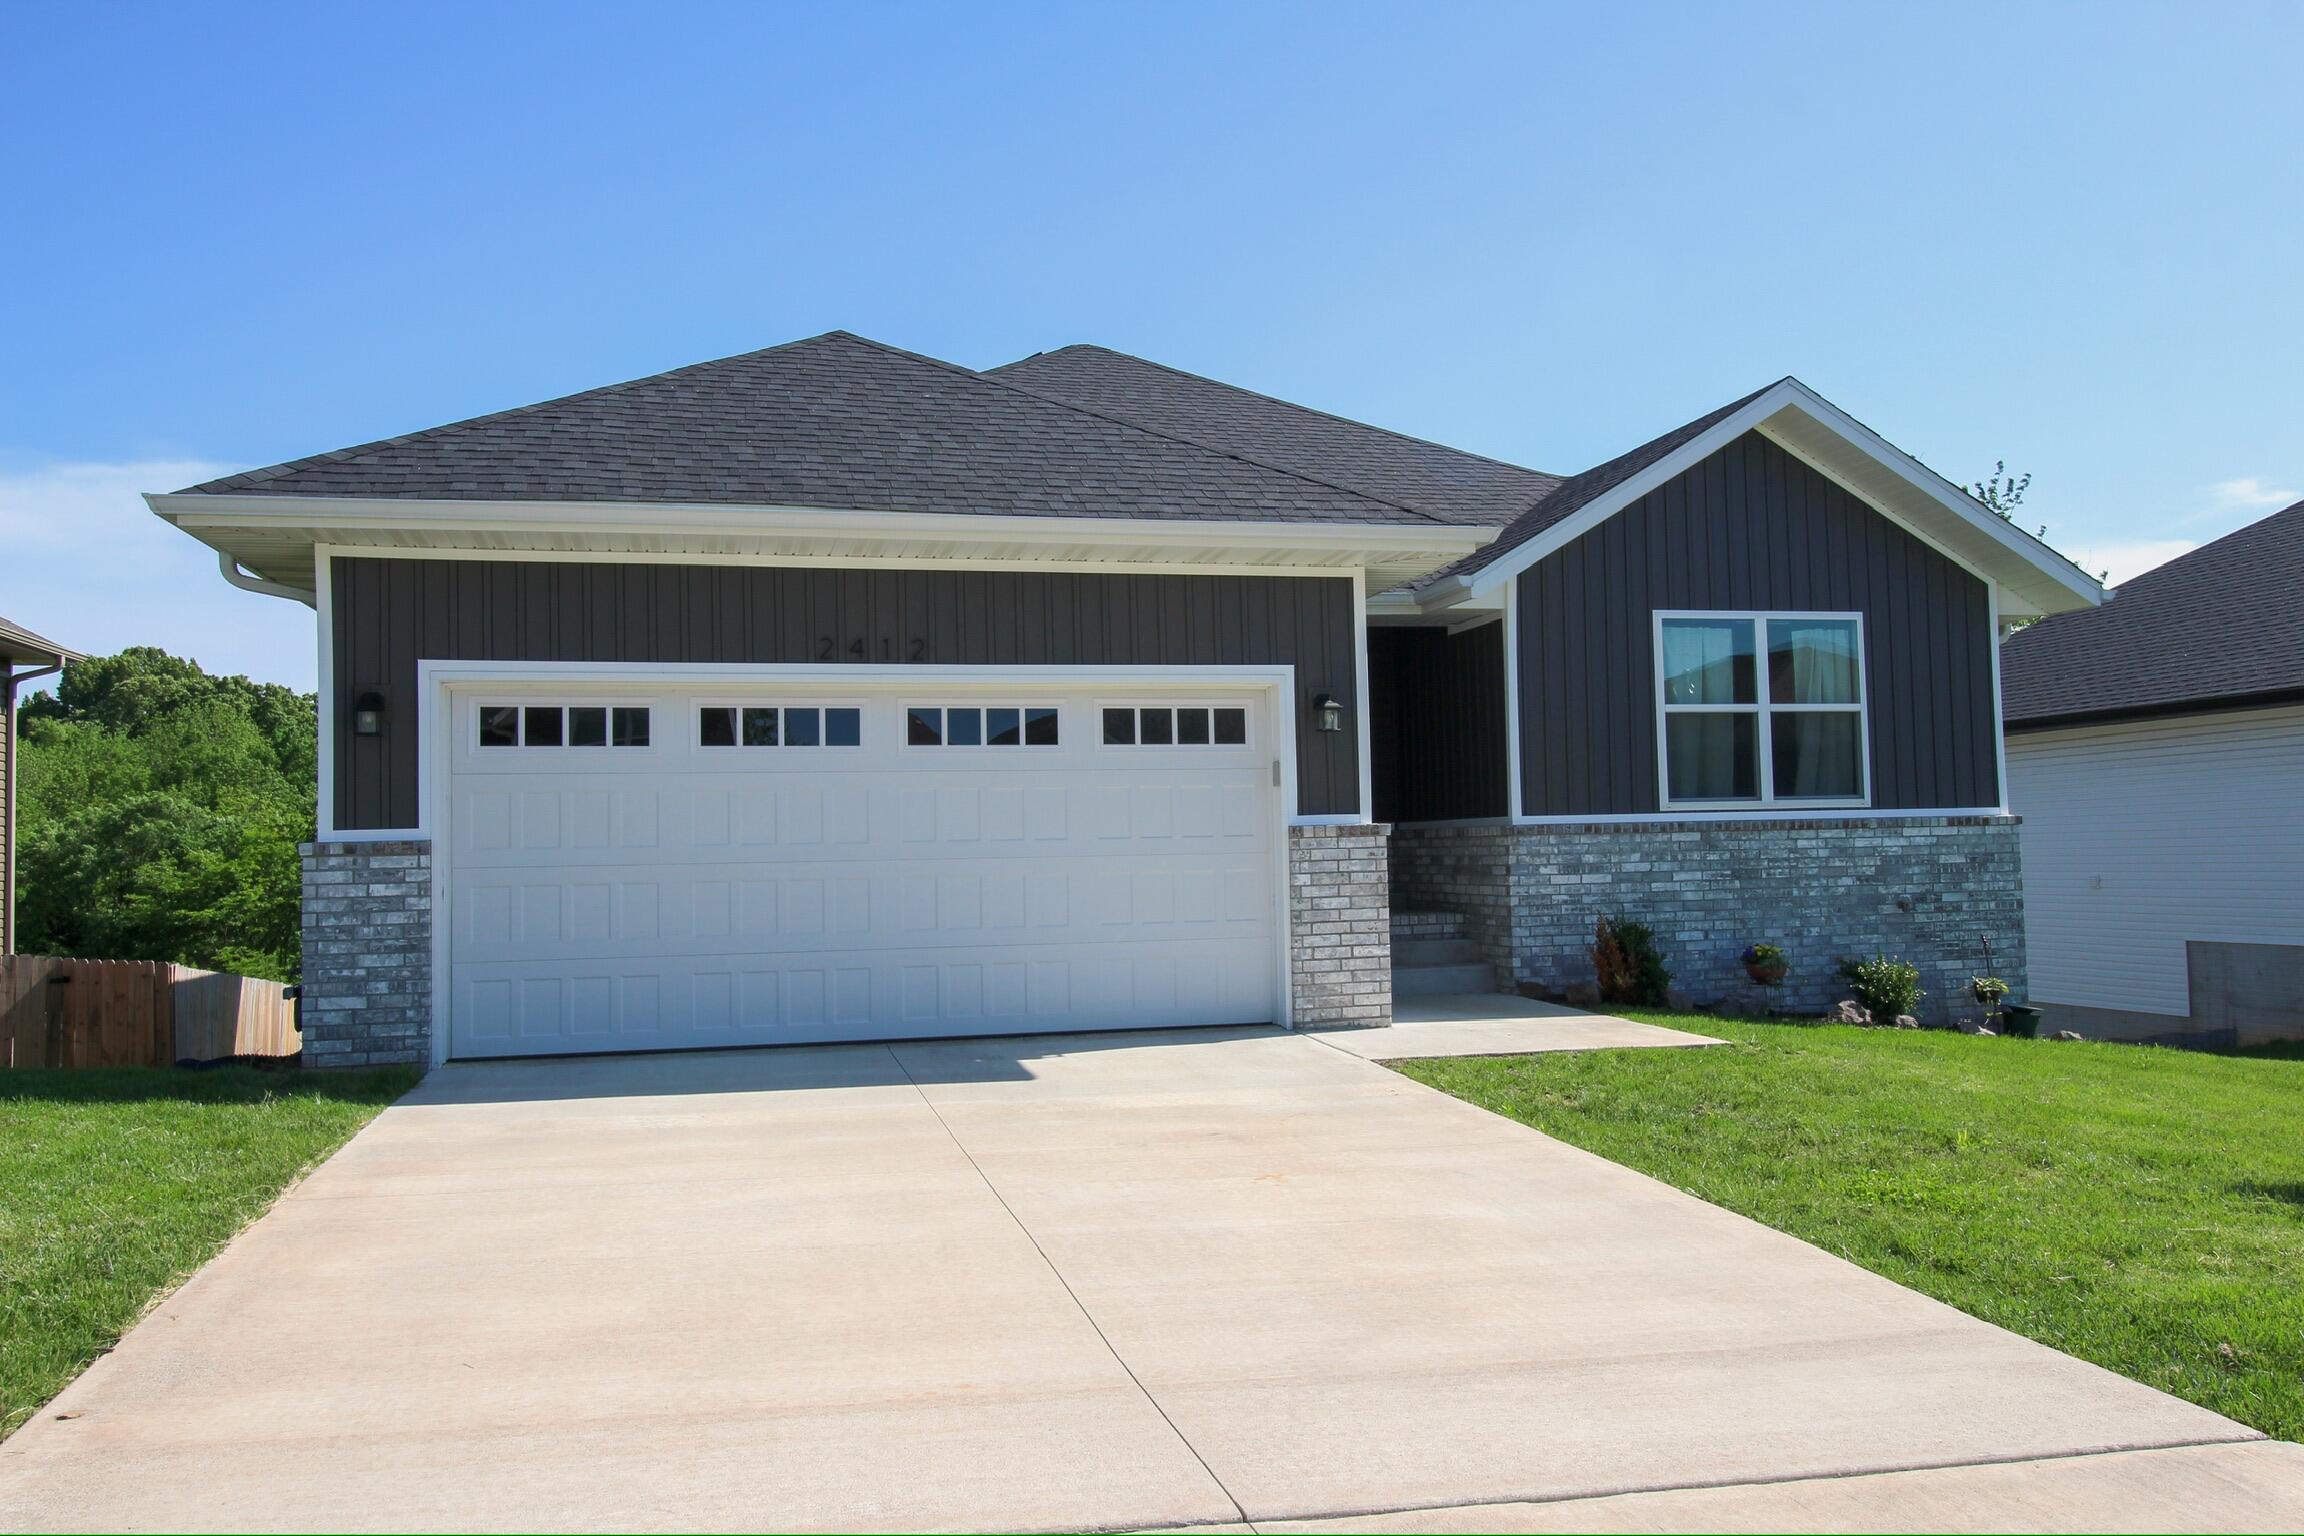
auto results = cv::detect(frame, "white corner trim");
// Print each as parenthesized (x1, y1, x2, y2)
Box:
(1503, 574, 1524, 820)
(314, 549, 337, 837)
(1512, 807, 2009, 827)
(1988, 579, 2012, 815)
(1447, 380, 2105, 613)
(1352, 574, 1374, 824)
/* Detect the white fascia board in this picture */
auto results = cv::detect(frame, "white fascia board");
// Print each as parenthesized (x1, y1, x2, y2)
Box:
(147, 492, 1492, 558)
(1439, 380, 2106, 616)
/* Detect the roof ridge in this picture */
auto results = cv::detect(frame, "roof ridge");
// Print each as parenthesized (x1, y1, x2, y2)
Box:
(182, 332, 855, 495)
(843, 337, 1457, 527)
(995, 343, 1564, 484)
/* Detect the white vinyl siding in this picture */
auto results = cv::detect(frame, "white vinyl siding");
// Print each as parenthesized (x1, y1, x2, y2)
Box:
(2007, 704, 2304, 1017)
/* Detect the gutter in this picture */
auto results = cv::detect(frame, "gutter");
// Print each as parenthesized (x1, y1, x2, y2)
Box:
(217, 551, 316, 608)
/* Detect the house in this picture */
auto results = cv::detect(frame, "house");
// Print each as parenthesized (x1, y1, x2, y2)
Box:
(1, 617, 85, 956)
(2001, 498, 2304, 1048)
(150, 333, 2102, 1065)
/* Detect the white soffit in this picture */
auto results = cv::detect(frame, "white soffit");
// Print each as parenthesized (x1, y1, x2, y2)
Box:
(147, 494, 1494, 595)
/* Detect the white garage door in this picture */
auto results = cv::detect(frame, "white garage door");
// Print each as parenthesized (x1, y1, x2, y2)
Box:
(444, 681, 1282, 1057)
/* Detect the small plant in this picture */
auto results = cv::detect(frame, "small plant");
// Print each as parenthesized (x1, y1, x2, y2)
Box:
(1838, 954, 1925, 1020)
(1970, 975, 2010, 1008)
(1741, 943, 1789, 986)
(1592, 915, 1672, 1006)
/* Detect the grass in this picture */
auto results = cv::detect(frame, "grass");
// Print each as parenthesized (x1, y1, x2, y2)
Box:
(0, 1066, 418, 1437)
(1396, 1015, 2304, 1440)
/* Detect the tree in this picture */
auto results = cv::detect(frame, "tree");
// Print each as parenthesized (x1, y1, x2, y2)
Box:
(13, 650, 314, 980)
(1970, 461, 2032, 520)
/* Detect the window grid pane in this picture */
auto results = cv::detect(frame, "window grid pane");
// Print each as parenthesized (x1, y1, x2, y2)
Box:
(1102, 707, 1136, 745)
(611, 707, 649, 748)
(826, 708, 862, 746)
(1767, 619, 1861, 704)
(569, 707, 607, 747)
(480, 706, 519, 747)
(784, 708, 821, 747)
(699, 707, 737, 747)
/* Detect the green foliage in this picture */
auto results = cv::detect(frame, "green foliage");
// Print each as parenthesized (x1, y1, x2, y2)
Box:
(1969, 460, 2032, 520)
(1838, 953, 1925, 1019)
(1591, 914, 1671, 1006)
(14, 649, 314, 981)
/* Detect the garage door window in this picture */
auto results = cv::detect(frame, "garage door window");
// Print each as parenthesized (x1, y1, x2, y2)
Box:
(1101, 705, 1248, 747)
(906, 705, 1059, 748)
(481, 704, 649, 748)
(699, 705, 862, 748)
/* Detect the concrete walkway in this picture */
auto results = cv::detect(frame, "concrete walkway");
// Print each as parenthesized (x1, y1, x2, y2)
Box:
(1308, 993, 1723, 1059)
(3, 1026, 2298, 1533)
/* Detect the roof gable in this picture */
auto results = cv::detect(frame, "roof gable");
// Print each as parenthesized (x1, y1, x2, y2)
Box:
(1428, 377, 2105, 619)
(990, 344, 1560, 526)
(2002, 498, 2304, 727)
(180, 332, 1436, 528)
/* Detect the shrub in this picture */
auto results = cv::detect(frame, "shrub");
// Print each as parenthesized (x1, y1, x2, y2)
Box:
(1839, 954, 1925, 1019)
(1592, 915, 1672, 1006)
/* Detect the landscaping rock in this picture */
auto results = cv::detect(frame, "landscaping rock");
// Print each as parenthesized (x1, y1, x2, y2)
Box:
(1893, 1014, 1921, 1030)
(1829, 999, 1872, 1026)
(1665, 987, 1694, 1011)
(2053, 1029, 2086, 1042)
(1958, 1018, 1997, 1036)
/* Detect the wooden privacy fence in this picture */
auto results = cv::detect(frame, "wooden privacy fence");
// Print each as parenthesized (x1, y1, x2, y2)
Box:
(0, 956, 300, 1069)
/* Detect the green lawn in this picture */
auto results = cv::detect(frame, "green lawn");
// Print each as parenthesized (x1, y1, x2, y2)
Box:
(0, 1067, 418, 1437)
(1397, 1016, 2304, 1440)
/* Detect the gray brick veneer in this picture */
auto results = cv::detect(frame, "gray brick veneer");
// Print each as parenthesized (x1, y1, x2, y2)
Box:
(299, 839, 434, 1067)
(1287, 823, 1393, 1029)
(1391, 817, 2026, 1027)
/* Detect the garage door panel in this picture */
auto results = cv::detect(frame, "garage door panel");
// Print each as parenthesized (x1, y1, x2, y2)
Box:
(448, 687, 1281, 1057)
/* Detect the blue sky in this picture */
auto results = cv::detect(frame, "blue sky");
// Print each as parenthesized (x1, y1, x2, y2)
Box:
(4, 0, 2298, 689)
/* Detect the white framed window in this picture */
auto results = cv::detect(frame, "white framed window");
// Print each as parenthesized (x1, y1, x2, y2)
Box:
(1653, 612, 1868, 808)
(697, 704, 862, 749)
(478, 703, 650, 749)
(903, 703, 1060, 748)
(1098, 703, 1251, 748)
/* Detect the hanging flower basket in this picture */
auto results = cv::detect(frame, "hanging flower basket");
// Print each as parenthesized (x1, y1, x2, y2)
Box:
(1741, 944, 1789, 987)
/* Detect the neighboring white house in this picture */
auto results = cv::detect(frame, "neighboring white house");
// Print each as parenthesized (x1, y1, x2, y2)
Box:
(2002, 498, 2304, 1047)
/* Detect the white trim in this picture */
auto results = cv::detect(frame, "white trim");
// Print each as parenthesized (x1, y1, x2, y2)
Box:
(315, 548, 336, 836)
(157, 493, 1494, 552)
(313, 826, 425, 844)
(1442, 611, 1502, 637)
(1651, 610, 1873, 812)
(1502, 573, 1524, 820)
(1987, 579, 2012, 815)
(1445, 380, 2104, 615)
(416, 660, 1306, 1065)
(301, 542, 1366, 582)
(1352, 575, 1374, 824)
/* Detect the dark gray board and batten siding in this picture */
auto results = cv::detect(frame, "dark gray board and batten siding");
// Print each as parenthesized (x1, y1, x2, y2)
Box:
(1369, 624, 1509, 823)
(1517, 430, 2000, 817)
(330, 558, 1362, 829)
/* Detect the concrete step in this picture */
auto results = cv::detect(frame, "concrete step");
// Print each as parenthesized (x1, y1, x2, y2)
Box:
(1392, 937, 1488, 967)
(1391, 961, 1499, 997)
(1389, 911, 1466, 941)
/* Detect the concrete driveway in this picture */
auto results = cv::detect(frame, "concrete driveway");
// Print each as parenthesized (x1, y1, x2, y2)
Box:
(3, 1025, 2299, 1533)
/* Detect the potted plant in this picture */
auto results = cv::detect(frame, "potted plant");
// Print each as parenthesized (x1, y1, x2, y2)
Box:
(1741, 943, 1789, 987)
(1970, 975, 2010, 1014)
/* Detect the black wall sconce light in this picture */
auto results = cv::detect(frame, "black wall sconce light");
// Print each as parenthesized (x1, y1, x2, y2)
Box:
(351, 690, 386, 738)
(1311, 692, 1345, 732)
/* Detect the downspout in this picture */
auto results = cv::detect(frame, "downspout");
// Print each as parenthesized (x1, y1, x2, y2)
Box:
(3, 662, 61, 957)
(218, 551, 317, 608)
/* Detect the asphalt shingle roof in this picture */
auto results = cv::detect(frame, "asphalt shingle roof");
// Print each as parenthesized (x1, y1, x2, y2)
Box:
(1421, 381, 1783, 584)
(180, 332, 1438, 526)
(0, 615, 82, 667)
(989, 344, 1561, 526)
(2001, 497, 2304, 727)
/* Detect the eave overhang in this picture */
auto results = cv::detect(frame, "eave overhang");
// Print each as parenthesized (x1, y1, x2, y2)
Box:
(148, 493, 1497, 597)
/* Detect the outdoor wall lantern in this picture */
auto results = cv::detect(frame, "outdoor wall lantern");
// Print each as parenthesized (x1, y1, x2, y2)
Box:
(1311, 692, 1345, 733)
(351, 691, 386, 737)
